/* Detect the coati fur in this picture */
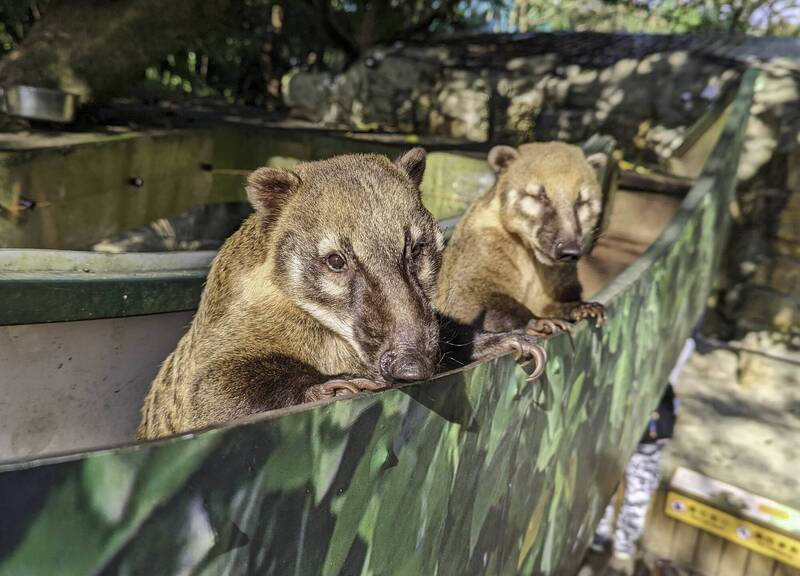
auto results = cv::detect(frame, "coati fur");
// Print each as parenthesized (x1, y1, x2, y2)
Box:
(436, 142, 608, 336)
(138, 149, 545, 440)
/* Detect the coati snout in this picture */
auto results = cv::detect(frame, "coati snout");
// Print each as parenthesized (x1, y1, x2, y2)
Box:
(489, 142, 606, 267)
(252, 148, 444, 384)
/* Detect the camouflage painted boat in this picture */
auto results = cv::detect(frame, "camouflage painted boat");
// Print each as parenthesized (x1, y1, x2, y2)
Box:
(0, 69, 755, 575)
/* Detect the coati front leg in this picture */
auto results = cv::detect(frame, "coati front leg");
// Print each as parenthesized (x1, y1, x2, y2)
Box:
(541, 275, 607, 326)
(472, 329, 547, 380)
(542, 300, 607, 325)
(438, 313, 547, 380)
(526, 317, 573, 337)
(480, 293, 570, 337)
(195, 355, 384, 426)
(566, 301, 607, 324)
(304, 378, 385, 402)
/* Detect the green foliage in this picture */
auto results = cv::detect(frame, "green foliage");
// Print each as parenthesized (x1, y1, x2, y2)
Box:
(502, 0, 800, 36)
(0, 0, 48, 54)
(0, 0, 789, 110)
(140, 0, 506, 107)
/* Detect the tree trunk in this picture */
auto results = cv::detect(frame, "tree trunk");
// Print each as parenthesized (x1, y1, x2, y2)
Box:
(0, 0, 235, 102)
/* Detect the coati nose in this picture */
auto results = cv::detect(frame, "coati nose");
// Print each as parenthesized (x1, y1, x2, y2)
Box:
(555, 241, 582, 262)
(379, 350, 433, 382)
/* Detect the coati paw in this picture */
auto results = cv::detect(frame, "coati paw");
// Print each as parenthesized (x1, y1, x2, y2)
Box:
(568, 302, 607, 325)
(473, 331, 547, 381)
(304, 378, 385, 402)
(526, 318, 571, 337)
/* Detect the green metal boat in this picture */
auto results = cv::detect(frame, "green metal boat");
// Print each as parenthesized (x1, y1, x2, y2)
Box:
(0, 70, 756, 575)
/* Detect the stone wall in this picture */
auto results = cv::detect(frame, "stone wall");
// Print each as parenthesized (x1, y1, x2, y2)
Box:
(282, 35, 741, 164)
(283, 33, 800, 339)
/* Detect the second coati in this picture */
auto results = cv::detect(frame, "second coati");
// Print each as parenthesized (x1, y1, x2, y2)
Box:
(138, 149, 546, 440)
(436, 142, 608, 336)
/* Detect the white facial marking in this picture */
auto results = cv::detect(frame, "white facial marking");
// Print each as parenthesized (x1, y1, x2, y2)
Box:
(317, 233, 340, 257)
(319, 275, 348, 298)
(295, 299, 366, 362)
(525, 183, 544, 196)
(287, 257, 305, 290)
(519, 196, 543, 218)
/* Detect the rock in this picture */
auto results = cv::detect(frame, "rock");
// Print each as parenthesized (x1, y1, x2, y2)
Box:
(737, 287, 800, 334)
(753, 75, 799, 107)
(737, 115, 778, 181)
(431, 70, 490, 142)
(777, 190, 800, 244)
(663, 346, 800, 509)
(281, 70, 333, 122)
(737, 331, 800, 390)
(506, 54, 558, 76)
(774, 237, 800, 258)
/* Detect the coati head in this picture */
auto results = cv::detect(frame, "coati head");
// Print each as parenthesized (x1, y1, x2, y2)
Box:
(489, 142, 607, 266)
(246, 148, 444, 384)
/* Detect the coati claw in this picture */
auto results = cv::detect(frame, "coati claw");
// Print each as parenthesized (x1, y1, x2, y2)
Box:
(526, 318, 572, 337)
(568, 302, 607, 325)
(506, 335, 548, 381)
(472, 331, 548, 381)
(304, 378, 386, 402)
(527, 345, 548, 380)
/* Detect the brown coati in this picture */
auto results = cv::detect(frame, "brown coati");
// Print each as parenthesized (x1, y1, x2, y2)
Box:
(138, 149, 546, 440)
(436, 142, 608, 336)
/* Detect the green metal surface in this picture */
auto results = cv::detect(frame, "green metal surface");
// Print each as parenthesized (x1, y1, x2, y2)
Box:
(0, 70, 756, 575)
(0, 130, 215, 249)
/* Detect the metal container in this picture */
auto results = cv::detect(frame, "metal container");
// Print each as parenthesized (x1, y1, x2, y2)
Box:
(0, 70, 758, 574)
(0, 84, 78, 123)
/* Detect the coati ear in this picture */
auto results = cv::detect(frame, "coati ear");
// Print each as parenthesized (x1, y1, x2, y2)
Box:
(488, 145, 519, 174)
(246, 167, 300, 215)
(585, 152, 608, 173)
(394, 147, 427, 188)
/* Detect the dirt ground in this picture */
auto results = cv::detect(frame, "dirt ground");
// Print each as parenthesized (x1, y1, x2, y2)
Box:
(577, 336, 800, 576)
(663, 338, 800, 510)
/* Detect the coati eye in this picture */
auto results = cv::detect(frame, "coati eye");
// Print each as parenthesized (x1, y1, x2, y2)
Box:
(526, 183, 546, 199)
(326, 252, 347, 272)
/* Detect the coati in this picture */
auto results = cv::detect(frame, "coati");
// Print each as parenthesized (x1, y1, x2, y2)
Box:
(436, 142, 607, 336)
(138, 149, 546, 440)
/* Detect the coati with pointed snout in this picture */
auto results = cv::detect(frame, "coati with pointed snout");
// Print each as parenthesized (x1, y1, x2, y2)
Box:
(138, 149, 546, 440)
(436, 142, 608, 336)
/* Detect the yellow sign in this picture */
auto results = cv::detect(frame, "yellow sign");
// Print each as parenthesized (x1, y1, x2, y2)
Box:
(665, 491, 800, 569)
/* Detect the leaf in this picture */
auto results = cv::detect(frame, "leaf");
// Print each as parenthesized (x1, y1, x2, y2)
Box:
(469, 432, 514, 552)
(517, 492, 550, 570)
(262, 419, 313, 493)
(321, 435, 384, 576)
(82, 452, 145, 524)
(566, 373, 585, 415)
